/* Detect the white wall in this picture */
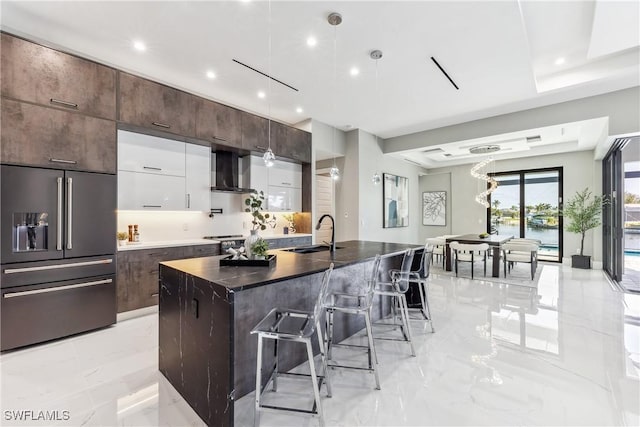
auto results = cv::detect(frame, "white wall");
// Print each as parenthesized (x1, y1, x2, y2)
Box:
(419, 150, 603, 264)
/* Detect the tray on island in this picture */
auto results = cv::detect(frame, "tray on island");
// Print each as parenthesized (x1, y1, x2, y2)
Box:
(219, 254, 276, 268)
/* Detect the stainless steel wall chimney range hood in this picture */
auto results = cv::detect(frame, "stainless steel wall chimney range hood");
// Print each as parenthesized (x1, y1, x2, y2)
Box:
(211, 151, 254, 193)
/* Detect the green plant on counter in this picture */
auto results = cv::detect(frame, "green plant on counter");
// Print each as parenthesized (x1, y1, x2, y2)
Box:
(116, 231, 128, 241)
(245, 191, 271, 231)
(251, 238, 269, 258)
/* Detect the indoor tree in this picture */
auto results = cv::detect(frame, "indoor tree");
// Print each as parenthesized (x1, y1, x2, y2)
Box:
(563, 188, 607, 257)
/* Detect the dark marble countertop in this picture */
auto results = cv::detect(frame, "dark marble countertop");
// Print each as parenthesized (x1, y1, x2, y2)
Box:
(160, 240, 418, 291)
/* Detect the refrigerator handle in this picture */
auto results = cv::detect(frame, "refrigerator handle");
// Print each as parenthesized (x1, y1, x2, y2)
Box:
(56, 177, 63, 251)
(67, 177, 73, 250)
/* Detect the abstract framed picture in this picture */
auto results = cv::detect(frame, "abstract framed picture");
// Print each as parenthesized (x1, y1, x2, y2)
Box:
(383, 173, 409, 228)
(422, 191, 446, 226)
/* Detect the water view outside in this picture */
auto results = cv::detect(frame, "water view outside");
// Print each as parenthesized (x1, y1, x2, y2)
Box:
(490, 171, 560, 261)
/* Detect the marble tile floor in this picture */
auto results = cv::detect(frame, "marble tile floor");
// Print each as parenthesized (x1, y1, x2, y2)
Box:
(1, 263, 639, 426)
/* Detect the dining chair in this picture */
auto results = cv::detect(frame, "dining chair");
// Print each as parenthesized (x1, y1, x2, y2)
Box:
(502, 241, 539, 280)
(449, 242, 489, 279)
(426, 237, 445, 268)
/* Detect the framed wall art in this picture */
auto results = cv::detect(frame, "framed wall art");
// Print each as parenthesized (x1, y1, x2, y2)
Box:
(422, 191, 446, 226)
(383, 173, 409, 228)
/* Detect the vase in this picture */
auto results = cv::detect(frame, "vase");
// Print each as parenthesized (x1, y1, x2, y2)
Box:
(288, 221, 296, 234)
(244, 230, 260, 259)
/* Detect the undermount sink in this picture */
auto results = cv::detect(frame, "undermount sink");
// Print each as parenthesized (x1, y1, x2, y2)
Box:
(283, 244, 343, 254)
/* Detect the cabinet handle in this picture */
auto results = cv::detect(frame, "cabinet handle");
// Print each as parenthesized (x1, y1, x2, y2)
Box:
(255, 145, 267, 150)
(4, 258, 113, 274)
(152, 122, 171, 129)
(281, 182, 292, 186)
(187, 193, 191, 209)
(50, 98, 78, 109)
(212, 136, 228, 142)
(151, 293, 159, 297)
(49, 158, 77, 165)
(3, 278, 112, 299)
(143, 205, 162, 208)
(67, 177, 73, 250)
(143, 166, 162, 171)
(56, 177, 63, 251)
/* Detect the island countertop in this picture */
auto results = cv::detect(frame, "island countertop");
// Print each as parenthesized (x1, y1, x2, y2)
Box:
(160, 240, 417, 291)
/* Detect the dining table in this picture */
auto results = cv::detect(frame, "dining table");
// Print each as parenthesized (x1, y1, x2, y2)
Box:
(445, 234, 514, 278)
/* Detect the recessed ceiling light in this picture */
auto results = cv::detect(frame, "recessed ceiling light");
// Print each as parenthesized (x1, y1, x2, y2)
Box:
(350, 67, 360, 76)
(206, 71, 216, 79)
(133, 40, 146, 52)
(554, 57, 566, 65)
(257, 91, 266, 99)
(306, 36, 317, 47)
(296, 107, 303, 114)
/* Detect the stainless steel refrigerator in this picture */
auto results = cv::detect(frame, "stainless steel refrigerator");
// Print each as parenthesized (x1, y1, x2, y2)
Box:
(1, 165, 117, 351)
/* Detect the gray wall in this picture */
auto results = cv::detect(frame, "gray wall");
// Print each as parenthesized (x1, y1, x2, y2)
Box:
(419, 150, 603, 266)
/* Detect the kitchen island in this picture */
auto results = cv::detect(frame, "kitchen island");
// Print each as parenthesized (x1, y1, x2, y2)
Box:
(158, 240, 417, 427)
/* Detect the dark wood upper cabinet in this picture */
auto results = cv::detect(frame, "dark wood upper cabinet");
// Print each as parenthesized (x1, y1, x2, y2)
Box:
(195, 99, 242, 147)
(1, 33, 116, 120)
(241, 111, 270, 152)
(281, 127, 312, 163)
(118, 72, 197, 137)
(1, 99, 116, 174)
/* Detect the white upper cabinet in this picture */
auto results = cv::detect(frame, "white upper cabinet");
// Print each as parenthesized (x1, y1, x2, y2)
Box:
(117, 130, 211, 211)
(248, 156, 302, 211)
(185, 144, 211, 211)
(118, 171, 186, 210)
(269, 160, 302, 188)
(117, 130, 186, 176)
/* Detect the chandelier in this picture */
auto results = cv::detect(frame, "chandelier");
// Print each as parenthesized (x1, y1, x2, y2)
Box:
(469, 145, 500, 207)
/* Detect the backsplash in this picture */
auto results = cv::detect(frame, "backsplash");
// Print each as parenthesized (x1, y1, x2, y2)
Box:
(117, 193, 308, 242)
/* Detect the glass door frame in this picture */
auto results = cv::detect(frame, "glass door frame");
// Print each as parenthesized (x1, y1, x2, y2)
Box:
(487, 167, 564, 263)
(603, 138, 628, 282)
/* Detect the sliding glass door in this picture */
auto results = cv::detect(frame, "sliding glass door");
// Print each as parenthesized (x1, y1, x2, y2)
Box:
(488, 168, 563, 262)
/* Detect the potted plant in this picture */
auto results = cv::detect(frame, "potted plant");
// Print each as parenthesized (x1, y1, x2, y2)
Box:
(250, 238, 269, 260)
(282, 212, 297, 234)
(244, 191, 271, 257)
(563, 188, 607, 269)
(116, 231, 128, 246)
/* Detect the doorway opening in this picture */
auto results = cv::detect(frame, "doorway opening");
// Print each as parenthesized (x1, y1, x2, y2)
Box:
(488, 168, 563, 262)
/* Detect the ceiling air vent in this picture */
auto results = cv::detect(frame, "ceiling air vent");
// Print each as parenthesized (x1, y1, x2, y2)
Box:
(468, 145, 500, 154)
(526, 135, 542, 143)
(421, 147, 445, 154)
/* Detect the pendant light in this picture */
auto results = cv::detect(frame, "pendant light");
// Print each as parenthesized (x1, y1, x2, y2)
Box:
(263, 0, 276, 167)
(328, 12, 342, 181)
(371, 49, 383, 185)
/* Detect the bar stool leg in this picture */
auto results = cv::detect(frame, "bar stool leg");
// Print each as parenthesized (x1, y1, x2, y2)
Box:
(272, 337, 279, 392)
(315, 321, 332, 397)
(418, 280, 435, 333)
(364, 310, 381, 389)
(399, 294, 416, 357)
(254, 334, 264, 427)
(306, 339, 325, 427)
(327, 309, 335, 360)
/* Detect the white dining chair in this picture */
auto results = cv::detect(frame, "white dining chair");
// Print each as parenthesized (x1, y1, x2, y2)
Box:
(449, 242, 489, 279)
(502, 242, 539, 280)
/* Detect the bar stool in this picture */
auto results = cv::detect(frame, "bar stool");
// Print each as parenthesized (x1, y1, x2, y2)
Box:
(324, 255, 382, 390)
(407, 242, 435, 333)
(250, 264, 334, 427)
(374, 248, 417, 357)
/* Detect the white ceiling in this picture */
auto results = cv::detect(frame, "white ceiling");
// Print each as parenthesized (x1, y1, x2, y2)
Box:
(1, 0, 638, 165)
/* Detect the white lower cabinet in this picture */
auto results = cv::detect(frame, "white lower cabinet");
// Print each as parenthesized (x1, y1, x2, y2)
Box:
(185, 144, 211, 211)
(118, 170, 186, 210)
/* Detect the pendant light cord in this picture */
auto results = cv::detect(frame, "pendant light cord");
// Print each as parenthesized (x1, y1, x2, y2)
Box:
(267, 0, 272, 151)
(332, 24, 337, 170)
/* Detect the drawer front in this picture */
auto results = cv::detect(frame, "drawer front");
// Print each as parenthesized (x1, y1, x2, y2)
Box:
(117, 130, 186, 176)
(118, 171, 186, 210)
(1, 34, 116, 120)
(1, 275, 116, 351)
(1, 99, 117, 174)
(118, 73, 196, 137)
(1, 256, 116, 288)
(183, 244, 221, 258)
